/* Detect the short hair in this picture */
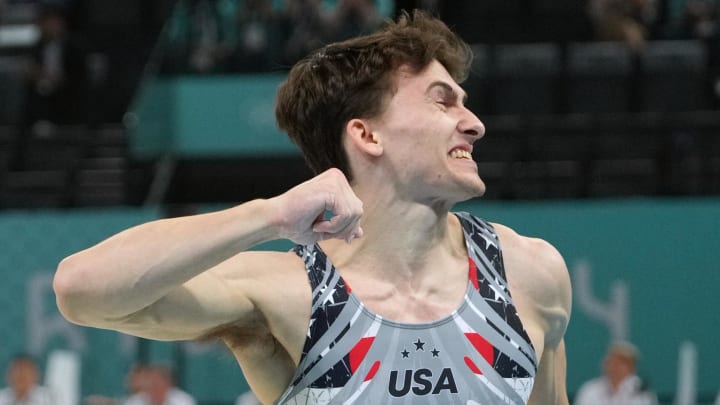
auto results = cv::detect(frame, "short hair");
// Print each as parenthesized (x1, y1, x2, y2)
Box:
(8, 353, 37, 367)
(275, 10, 473, 181)
(607, 341, 640, 365)
(5, 353, 39, 377)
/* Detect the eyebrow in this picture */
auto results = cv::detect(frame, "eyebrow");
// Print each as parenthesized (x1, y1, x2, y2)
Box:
(426, 81, 468, 104)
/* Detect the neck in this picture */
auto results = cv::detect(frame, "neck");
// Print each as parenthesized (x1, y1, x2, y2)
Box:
(320, 184, 466, 279)
(14, 387, 32, 400)
(608, 373, 632, 392)
(150, 390, 168, 405)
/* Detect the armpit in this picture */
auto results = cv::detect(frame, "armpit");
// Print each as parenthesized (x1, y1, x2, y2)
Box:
(198, 311, 272, 351)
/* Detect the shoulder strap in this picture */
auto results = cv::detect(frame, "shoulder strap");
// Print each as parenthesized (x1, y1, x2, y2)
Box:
(455, 212, 538, 371)
(455, 212, 509, 283)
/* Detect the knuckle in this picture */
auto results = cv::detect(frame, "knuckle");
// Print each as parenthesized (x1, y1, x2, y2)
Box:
(326, 167, 343, 180)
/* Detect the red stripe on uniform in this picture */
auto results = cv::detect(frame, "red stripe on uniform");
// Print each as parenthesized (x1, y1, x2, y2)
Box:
(464, 356, 481, 374)
(465, 332, 495, 367)
(365, 360, 381, 381)
(349, 337, 375, 372)
(468, 258, 479, 290)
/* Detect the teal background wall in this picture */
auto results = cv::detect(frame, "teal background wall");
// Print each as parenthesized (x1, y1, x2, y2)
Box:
(129, 75, 299, 159)
(1, 199, 719, 401)
(456, 198, 720, 399)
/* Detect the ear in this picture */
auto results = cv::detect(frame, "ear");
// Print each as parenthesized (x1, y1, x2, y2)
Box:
(345, 118, 383, 157)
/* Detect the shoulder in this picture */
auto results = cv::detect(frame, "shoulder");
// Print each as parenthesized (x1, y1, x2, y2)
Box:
(491, 222, 570, 293)
(208, 249, 306, 291)
(578, 376, 606, 389)
(491, 222, 572, 342)
(31, 385, 55, 400)
(122, 393, 149, 405)
(168, 388, 196, 405)
(204, 248, 313, 349)
(206, 247, 310, 311)
(491, 222, 566, 273)
(575, 377, 608, 400)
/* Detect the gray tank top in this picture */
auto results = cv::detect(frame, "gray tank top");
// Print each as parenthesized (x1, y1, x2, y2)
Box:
(275, 212, 537, 404)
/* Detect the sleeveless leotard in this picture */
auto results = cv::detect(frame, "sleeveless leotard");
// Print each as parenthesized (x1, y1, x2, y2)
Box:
(275, 212, 537, 404)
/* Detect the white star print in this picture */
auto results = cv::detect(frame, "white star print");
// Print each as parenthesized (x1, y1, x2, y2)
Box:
(489, 284, 505, 302)
(479, 232, 497, 249)
(320, 285, 336, 305)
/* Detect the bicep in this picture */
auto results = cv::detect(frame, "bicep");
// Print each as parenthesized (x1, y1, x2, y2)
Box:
(102, 257, 260, 341)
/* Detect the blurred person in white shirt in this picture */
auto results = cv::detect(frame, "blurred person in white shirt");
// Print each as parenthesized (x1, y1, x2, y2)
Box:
(235, 390, 261, 405)
(574, 341, 658, 405)
(0, 354, 54, 405)
(122, 365, 195, 405)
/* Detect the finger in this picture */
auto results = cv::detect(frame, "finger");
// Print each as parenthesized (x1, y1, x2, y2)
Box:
(345, 226, 364, 244)
(312, 196, 362, 235)
(312, 212, 358, 236)
(314, 219, 361, 244)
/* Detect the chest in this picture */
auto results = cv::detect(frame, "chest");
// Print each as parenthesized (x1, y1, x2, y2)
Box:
(276, 279, 538, 404)
(342, 269, 469, 324)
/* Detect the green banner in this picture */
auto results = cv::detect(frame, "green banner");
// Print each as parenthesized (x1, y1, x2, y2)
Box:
(129, 75, 300, 159)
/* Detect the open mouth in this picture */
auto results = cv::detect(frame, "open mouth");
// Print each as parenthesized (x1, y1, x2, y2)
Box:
(449, 149, 473, 160)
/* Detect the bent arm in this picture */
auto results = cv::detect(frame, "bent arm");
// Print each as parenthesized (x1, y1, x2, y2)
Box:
(54, 200, 277, 333)
(53, 168, 364, 339)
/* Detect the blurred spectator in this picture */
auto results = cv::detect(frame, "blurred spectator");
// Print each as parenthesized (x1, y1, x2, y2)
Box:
(160, 0, 246, 74)
(279, 0, 329, 65)
(90, 363, 145, 405)
(84, 395, 118, 405)
(22, 4, 88, 130)
(394, 0, 442, 17)
(588, 0, 659, 50)
(574, 341, 658, 405)
(0, 354, 54, 405)
(230, 0, 284, 72)
(187, 0, 235, 73)
(234, 391, 261, 405)
(122, 365, 196, 405)
(660, 0, 720, 104)
(327, 0, 382, 41)
(121, 364, 149, 405)
(83, 363, 147, 405)
(672, 0, 719, 40)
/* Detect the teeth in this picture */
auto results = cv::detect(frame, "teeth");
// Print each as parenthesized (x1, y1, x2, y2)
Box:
(450, 149, 472, 159)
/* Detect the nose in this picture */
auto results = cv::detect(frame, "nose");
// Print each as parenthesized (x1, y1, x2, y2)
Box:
(457, 106, 485, 140)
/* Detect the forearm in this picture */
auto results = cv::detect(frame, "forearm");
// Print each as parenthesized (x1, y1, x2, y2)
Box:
(54, 199, 277, 324)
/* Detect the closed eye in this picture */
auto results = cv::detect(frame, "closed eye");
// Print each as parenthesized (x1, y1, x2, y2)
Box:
(427, 81, 466, 111)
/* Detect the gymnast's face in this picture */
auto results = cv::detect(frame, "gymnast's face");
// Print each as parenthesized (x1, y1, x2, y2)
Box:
(368, 60, 486, 204)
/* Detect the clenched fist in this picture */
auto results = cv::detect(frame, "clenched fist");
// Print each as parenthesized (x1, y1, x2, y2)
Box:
(267, 168, 364, 245)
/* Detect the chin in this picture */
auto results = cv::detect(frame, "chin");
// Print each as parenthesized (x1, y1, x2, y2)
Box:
(423, 172, 486, 202)
(448, 180, 486, 203)
(462, 175, 486, 198)
(464, 184, 486, 200)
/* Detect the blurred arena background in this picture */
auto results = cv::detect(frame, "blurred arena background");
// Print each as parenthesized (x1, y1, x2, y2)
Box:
(1, 0, 719, 404)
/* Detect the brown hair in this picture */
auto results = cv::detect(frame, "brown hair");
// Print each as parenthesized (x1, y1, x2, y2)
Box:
(275, 10, 472, 181)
